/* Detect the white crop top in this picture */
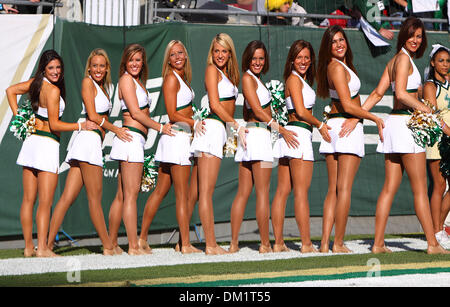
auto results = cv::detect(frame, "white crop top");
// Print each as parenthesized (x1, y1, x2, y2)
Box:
(285, 70, 316, 113)
(329, 58, 361, 100)
(81, 76, 112, 116)
(36, 77, 65, 120)
(173, 70, 194, 111)
(391, 47, 421, 93)
(216, 66, 238, 101)
(244, 70, 271, 110)
(121, 73, 151, 112)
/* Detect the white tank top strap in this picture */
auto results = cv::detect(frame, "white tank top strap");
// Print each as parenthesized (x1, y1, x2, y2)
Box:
(244, 69, 271, 110)
(215, 66, 238, 101)
(121, 72, 151, 113)
(391, 47, 422, 93)
(81, 76, 112, 116)
(172, 70, 195, 111)
(285, 71, 316, 114)
(36, 77, 65, 120)
(329, 58, 360, 100)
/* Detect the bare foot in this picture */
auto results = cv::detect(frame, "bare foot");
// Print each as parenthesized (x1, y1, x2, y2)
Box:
(205, 245, 229, 255)
(427, 244, 450, 255)
(103, 247, 116, 256)
(181, 245, 202, 254)
(24, 247, 36, 258)
(332, 244, 352, 253)
(138, 239, 152, 254)
(228, 243, 240, 253)
(319, 241, 330, 253)
(273, 243, 290, 252)
(36, 248, 61, 258)
(372, 245, 392, 254)
(301, 244, 318, 253)
(113, 245, 124, 255)
(174, 243, 181, 252)
(259, 244, 273, 254)
(127, 247, 147, 256)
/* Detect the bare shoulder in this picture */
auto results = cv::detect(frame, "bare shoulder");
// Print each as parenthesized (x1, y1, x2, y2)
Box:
(286, 73, 302, 89)
(82, 76, 95, 89)
(163, 72, 179, 89)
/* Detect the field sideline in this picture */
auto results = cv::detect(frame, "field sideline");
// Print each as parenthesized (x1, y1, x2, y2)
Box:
(1, 234, 450, 287)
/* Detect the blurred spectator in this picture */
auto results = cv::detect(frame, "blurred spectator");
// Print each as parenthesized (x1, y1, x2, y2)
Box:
(352, 0, 394, 40)
(319, 7, 348, 28)
(0, 4, 19, 13)
(290, 2, 317, 27)
(393, 0, 436, 29)
(16, 0, 55, 14)
(263, 0, 293, 25)
(433, 0, 448, 30)
(228, 0, 255, 10)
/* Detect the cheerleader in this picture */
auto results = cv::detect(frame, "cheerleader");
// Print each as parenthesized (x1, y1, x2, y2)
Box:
(47, 49, 132, 255)
(6, 50, 97, 257)
(229, 40, 298, 253)
(138, 41, 203, 254)
(271, 40, 330, 253)
(316, 26, 384, 253)
(108, 44, 173, 255)
(357, 18, 448, 254)
(190, 33, 244, 255)
(424, 45, 450, 244)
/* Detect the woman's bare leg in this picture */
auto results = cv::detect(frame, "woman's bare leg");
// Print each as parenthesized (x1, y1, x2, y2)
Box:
(271, 159, 291, 252)
(21, 167, 38, 257)
(320, 154, 338, 253)
(197, 153, 228, 255)
(372, 154, 403, 253)
(428, 159, 447, 233)
(35, 171, 59, 257)
(229, 162, 253, 252)
(139, 164, 172, 253)
(79, 161, 114, 255)
(109, 169, 124, 254)
(332, 154, 361, 253)
(120, 161, 145, 255)
(252, 161, 272, 253)
(47, 163, 83, 249)
(402, 153, 449, 254)
(290, 158, 316, 253)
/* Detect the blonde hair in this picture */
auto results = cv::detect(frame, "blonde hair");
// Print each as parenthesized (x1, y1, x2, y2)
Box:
(206, 33, 240, 87)
(119, 43, 148, 83)
(84, 48, 112, 96)
(161, 40, 192, 84)
(265, 0, 293, 11)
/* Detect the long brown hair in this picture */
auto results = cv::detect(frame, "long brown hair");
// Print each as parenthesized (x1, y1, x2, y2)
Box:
(397, 16, 427, 59)
(29, 49, 65, 112)
(241, 40, 269, 75)
(119, 43, 148, 83)
(317, 25, 356, 98)
(283, 40, 315, 86)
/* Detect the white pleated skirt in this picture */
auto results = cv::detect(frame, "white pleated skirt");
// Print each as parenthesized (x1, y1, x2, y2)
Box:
(190, 118, 227, 159)
(273, 123, 314, 161)
(376, 113, 425, 154)
(235, 124, 273, 163)
(319, 117, 365, 158)
(17, 132, 60, 173)
(65, 130, 103, 167)
(110, 130, 146, 163)
(155, 123, 193, 166)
